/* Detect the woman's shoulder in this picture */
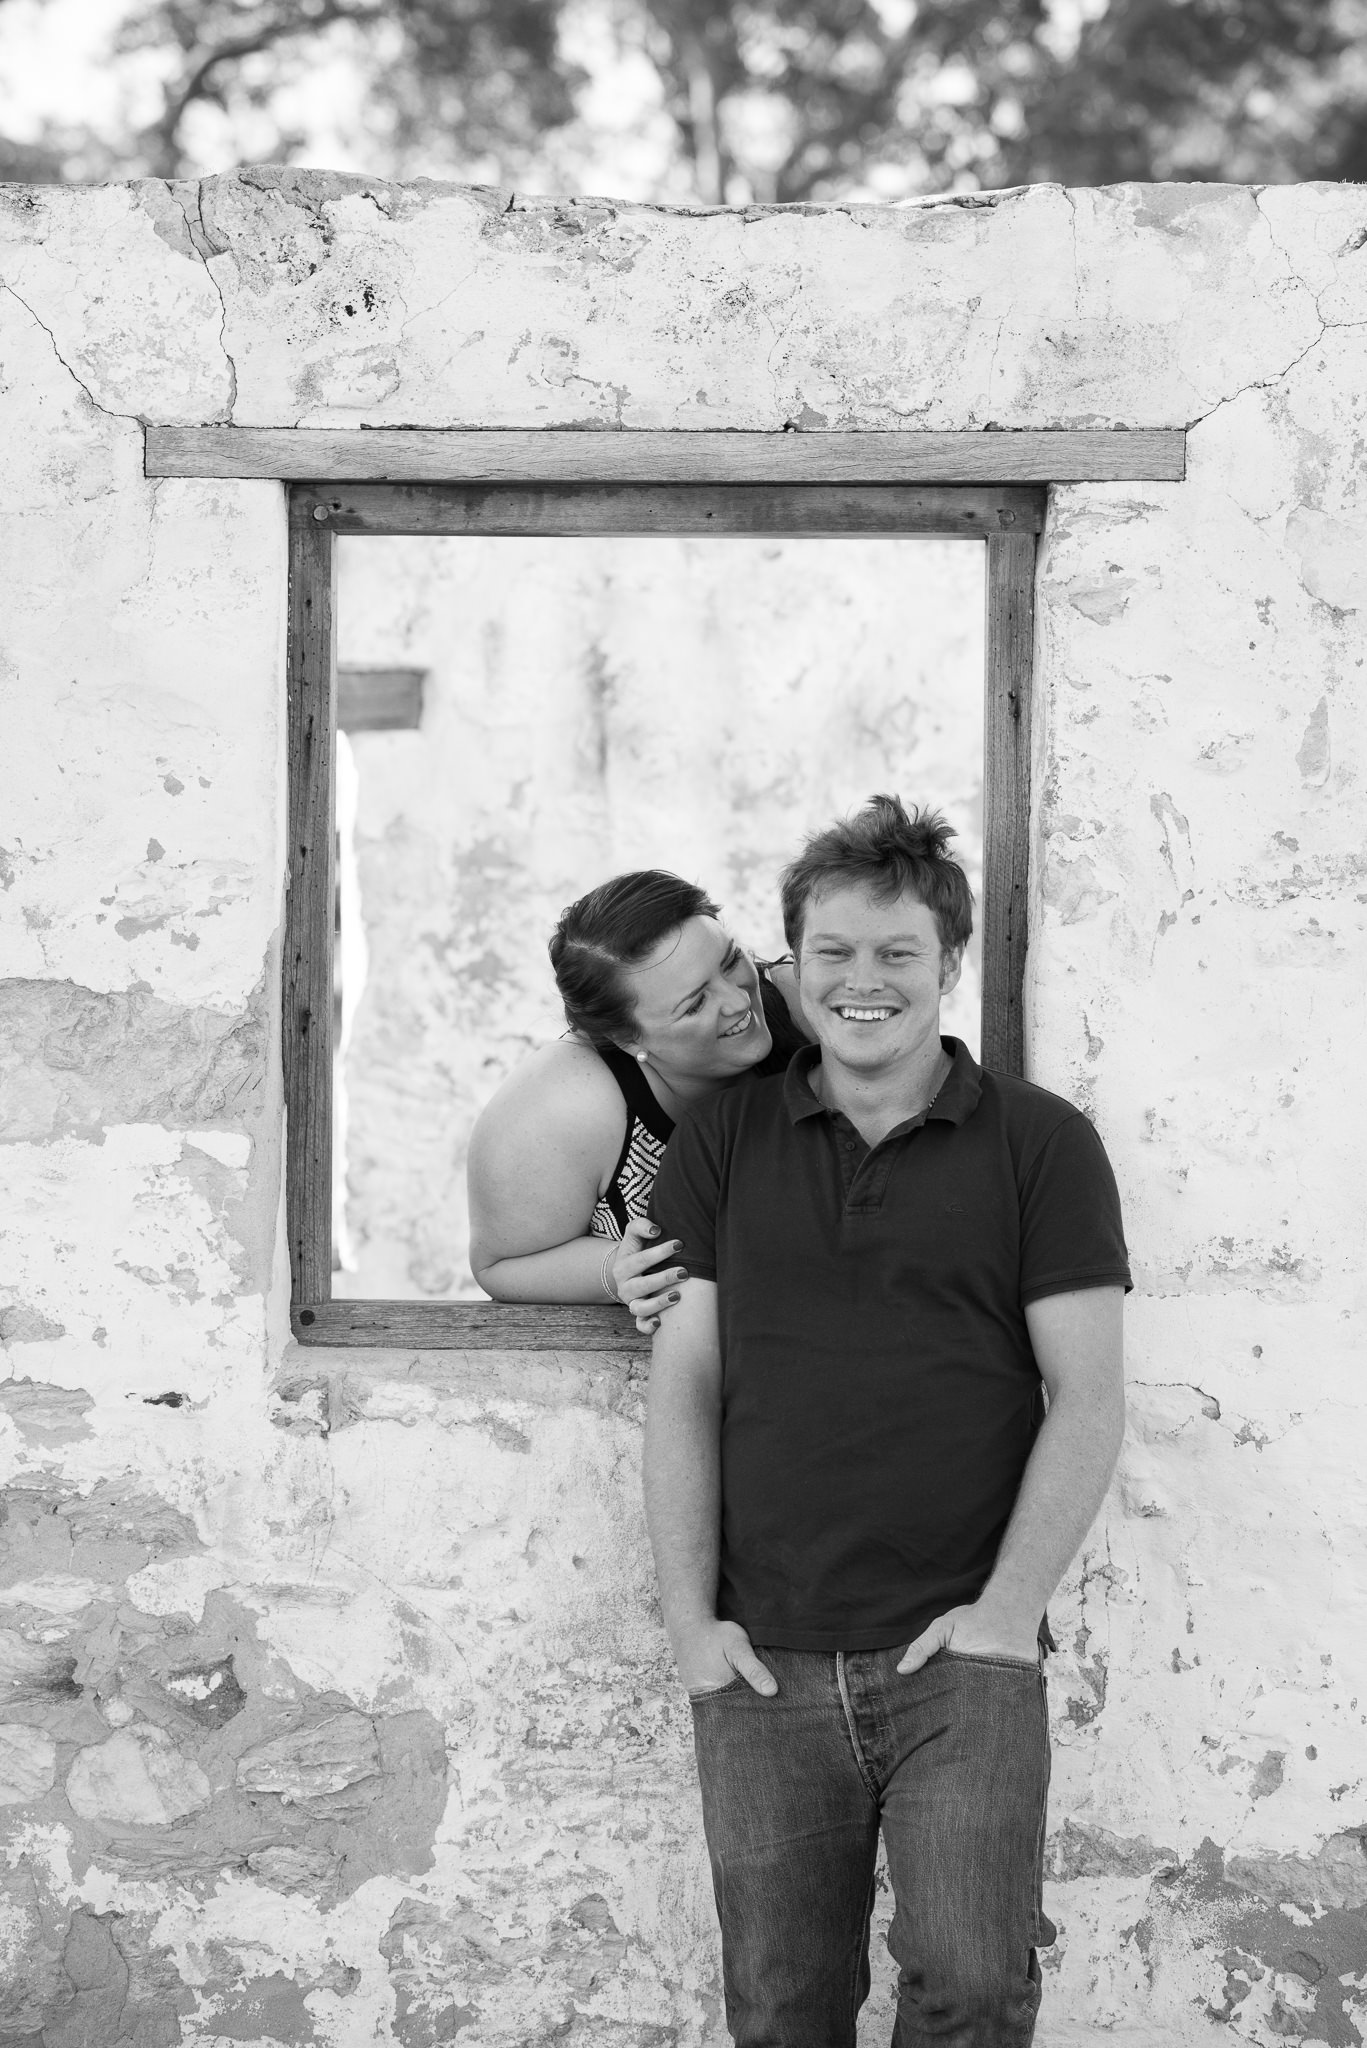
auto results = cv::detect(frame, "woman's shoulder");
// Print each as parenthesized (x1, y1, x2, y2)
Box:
(471, 1036, 626, 1143)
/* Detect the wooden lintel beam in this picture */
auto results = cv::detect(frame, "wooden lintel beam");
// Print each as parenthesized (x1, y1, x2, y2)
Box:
(146, 425, 1186, 485)
(301, 482, 1044, 538)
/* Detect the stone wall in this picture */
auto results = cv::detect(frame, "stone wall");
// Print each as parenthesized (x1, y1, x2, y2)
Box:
(1, 170, 1364, 2046)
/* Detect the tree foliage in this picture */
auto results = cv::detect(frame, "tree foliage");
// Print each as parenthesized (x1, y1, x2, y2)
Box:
(4, 0, 1366, 195)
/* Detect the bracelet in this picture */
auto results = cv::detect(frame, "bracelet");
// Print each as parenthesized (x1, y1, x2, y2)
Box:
(600, 1242, 619, 1302)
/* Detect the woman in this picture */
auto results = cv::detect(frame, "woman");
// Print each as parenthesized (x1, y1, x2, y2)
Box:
(467, 871, 807, 1327)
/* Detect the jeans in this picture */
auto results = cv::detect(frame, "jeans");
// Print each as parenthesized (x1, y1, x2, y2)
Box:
(689, 1646, 1054, 2048)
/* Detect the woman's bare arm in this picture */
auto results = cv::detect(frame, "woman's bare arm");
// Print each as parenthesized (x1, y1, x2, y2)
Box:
(467, 1042, 683, 1311)
(467, 1042, 624, 1299)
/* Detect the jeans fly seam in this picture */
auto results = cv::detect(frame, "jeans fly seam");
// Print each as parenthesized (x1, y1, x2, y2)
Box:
(835, 1652, 880, 1801)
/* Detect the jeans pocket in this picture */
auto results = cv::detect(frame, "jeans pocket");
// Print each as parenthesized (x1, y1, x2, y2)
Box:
(941, 1648, 1041, 1672)
(686, 1675, 746, 1703)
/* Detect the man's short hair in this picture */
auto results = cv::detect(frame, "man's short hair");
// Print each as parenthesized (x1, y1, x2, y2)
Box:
(779, 794, 974, 956)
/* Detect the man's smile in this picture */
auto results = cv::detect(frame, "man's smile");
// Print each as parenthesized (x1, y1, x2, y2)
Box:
(833, 1005, 899, 1023)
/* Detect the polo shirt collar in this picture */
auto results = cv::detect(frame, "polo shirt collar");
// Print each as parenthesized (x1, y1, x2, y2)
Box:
(783, 1036, 983, 1128)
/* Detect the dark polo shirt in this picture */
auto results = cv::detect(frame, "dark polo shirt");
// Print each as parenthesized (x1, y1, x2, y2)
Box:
(649, 1037, 1131, 1653)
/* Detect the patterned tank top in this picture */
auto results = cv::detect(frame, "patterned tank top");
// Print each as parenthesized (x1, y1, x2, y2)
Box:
(588, 1046, 676, 1242)
(587, 973, 806, 1241)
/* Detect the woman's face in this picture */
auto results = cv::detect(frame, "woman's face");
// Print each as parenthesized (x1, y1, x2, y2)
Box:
(618, 917, 771, 1082)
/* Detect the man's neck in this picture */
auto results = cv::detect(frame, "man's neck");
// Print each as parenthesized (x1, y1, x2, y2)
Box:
(814, 1037, 951, 1148)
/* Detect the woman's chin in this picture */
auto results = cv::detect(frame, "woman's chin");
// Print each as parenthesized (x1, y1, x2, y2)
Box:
(733, 1026, 773, 1070)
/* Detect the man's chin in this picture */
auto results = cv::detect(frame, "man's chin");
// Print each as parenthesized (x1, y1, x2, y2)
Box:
(821, 1031, 903, 1071)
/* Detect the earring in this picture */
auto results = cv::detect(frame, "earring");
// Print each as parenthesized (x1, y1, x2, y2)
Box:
(636, 1050, 649, 1065)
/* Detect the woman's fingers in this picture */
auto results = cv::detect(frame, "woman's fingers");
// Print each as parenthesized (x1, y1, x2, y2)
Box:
(627, 1278, 682, 1314)
(625, 1242, 685, 1302)
(618, 1240, 685, 1279)
(628, 1281, 683, 1334)
(607, 1223, 684, 1325)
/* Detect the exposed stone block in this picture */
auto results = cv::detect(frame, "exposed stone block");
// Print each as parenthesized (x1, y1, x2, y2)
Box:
(0, 977, 265, 1143)
(159, 1654, 246, 1729)
(0, 1306, 66, 1344)
(245, 1843, 337, 1892)
(0, 1722, 58, 1805)
(43, 1907, 192, 2048)
(235, 1708, 381, 1804)
(0, 1379, 92, 1445)
(1048, 1819, 1178, 1881)
(0, 1629, 79, 1703)
(0, 1866, 68, 2034)
(66, 1721, 213, 1826)
(1227, 1830, 1367, 1913)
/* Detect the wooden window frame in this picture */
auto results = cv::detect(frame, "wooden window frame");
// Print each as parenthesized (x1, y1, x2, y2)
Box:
(145, 425, 1185, 1349)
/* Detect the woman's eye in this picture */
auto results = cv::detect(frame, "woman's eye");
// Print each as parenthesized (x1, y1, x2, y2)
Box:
(683, 993, 706, 1017)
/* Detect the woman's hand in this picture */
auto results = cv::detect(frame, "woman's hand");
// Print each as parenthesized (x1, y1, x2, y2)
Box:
(609, 1219, 689, 1334)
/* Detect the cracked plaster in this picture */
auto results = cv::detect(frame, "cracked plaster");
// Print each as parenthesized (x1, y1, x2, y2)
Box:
(1, 171, 1366, 2043)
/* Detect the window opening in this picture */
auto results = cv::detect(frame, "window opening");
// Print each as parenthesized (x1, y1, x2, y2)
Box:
(332, 532, 984, 1303)
(285, 481, 1043, 1347)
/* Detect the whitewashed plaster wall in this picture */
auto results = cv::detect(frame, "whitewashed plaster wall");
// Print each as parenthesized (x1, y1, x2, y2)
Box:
(334, 533, 983, 1298)
(1, 169, 1365, 2047)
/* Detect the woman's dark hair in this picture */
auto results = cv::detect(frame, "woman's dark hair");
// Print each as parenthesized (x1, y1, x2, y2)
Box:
(779, 795, 974, 955)
(550, 870, 721, 1046)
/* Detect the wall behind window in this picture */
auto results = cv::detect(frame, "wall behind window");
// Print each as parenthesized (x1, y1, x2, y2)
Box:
(336, 534, 984, 1297)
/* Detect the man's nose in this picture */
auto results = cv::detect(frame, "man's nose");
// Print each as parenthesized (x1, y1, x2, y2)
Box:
(844, 960, 885, 992)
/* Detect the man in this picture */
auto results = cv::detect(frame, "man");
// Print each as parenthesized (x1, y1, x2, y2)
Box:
(645, 794, 1129, 2048)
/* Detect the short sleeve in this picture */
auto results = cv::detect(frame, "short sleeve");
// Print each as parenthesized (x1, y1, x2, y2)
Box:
(649, 1110, 723, 1283)
(1018, 1113, 1132, 1305)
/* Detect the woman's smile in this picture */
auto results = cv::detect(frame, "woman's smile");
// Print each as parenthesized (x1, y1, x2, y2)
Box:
(719, 1006, 755, 1039)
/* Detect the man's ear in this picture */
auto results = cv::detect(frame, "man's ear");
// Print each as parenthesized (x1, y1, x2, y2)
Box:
(939, 947, 964, 995)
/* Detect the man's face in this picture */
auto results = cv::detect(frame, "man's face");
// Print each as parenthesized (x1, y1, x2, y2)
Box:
(794, 884, 960, 1077)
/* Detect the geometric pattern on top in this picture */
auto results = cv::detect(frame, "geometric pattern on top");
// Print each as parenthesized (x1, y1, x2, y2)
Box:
(589, 1118, 670, 1241)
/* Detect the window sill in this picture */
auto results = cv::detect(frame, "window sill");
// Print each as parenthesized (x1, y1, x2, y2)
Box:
(292, 1300, 647, 1351)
